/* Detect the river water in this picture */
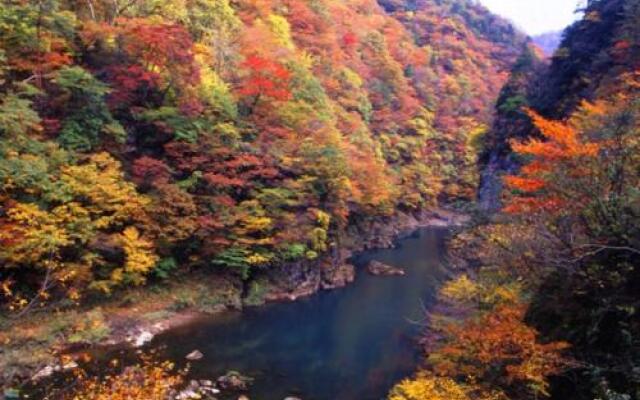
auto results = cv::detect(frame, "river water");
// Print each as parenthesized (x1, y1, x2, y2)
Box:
(137, 227, 450, 400)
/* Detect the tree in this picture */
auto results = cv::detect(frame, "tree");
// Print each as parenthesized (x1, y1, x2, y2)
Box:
(1, 150, 157, 308)
(431, 303, 571, 397)
(238, 54, 292, 108)
(389, 373, 471, 400)
(53, 66, 126, 151)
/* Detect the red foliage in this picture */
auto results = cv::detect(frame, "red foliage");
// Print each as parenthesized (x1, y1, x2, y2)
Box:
(203, 173, 246, 188)
(116, 18, 200, 86)
(106, 64, 160, 106)
(163, 140, 280, 191)
(132, 156, 172, 186)
(342, 32, 358, 48)
(238, 55, 292, 102)
(42, 118, 62, 136)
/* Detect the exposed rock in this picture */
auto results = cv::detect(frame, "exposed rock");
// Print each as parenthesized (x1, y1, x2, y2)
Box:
(175, 379, 219, 400)
(31, 365, 55, 381)
(320, 263, 355, 290)
(62, 361, 79, 370)
(262, 259, 322, 302)
(217, 371, 253, 391)
(186, 350, 204, 361)
(132, 330, 154, 347)
(367, 260, 405, 276)
(238, 396, 250, 400)
(423, 209, 470, 227)
(174, 388, 200, 400)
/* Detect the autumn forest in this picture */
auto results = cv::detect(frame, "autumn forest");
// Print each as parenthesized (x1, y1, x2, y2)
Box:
(1, 0, 639, 399)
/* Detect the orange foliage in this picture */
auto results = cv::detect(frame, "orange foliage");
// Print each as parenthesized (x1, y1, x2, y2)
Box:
(504, 109, 601, 214)
(432, 304, 572, 396)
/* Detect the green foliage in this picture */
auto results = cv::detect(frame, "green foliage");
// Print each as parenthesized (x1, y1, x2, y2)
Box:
(211, 247, 252, 280)
(153, 257, 178, 280)
(281, 243, 307, 261)
(136, 107, 203, 142)
(0, 90, 41, 137)
(54, 67, 125, 151)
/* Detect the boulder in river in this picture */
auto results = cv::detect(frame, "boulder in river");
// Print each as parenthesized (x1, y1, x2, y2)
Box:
(186, 349, 204, 361)
(217, 370, 253, 390)
(367, 260, 405, 276)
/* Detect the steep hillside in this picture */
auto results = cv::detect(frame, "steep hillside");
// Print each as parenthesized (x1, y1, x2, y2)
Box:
(479, 0, 640, 209)
(0, 0, 524, 315)
(463, 1, 640, 398)
(392, 2, 640, 400)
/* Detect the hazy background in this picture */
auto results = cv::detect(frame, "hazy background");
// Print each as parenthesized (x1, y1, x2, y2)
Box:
(478, 0, 584, 35)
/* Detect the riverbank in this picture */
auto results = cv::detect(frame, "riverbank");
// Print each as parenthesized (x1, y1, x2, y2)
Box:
(1, 208, 468, 392)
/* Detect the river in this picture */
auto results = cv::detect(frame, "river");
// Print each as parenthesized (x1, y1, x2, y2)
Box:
(131, 227, 450, 400)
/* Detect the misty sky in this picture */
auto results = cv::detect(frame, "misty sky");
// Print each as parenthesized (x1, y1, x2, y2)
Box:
(478, 0, 584, 35)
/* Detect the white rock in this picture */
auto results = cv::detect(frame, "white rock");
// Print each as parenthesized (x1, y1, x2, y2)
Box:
(133, 330, 154, 347)
(32, 365, 54, 381)
(62, 361, 79, 370)
(186, 350, 204, 360)
(175, 389, 201, 400)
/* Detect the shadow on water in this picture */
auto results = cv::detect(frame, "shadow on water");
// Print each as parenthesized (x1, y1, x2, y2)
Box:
(106, 227, 449, 400)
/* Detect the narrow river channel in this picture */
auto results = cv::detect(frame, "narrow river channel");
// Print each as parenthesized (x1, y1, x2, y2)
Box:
(79, 227, 450, 400)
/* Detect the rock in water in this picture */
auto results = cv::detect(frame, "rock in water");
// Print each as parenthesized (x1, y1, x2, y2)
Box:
(367, 260, 406, 276)
(186, 350, 204, 360)
(217, 371, 253, 390)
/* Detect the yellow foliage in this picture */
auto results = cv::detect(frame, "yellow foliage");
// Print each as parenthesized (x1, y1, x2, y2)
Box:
(0, 203, 71, 264)
(440, 274, 481, 304)
(70, 359, 182, 400)
(60, 153, 150, 229)
(309, 227, 328, 252)
(388, 373, 469, 400)
(246, 253, 272, 265)
(241, 216, 273, 233)
(1, 152, 156, 302)
(266, 14, 295, 50)
(314, 209, 331, 230)
(339, 67, 364, 89)
(117, 227, 159, 286)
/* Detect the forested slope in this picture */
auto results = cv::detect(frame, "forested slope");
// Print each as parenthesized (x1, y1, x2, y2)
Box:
(0, 0, 524, 313)
(392, 1, 640, 399)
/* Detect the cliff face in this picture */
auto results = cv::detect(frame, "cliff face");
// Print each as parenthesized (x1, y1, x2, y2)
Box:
(478, 0, 639, 211)
(478, 45, 547, 211)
